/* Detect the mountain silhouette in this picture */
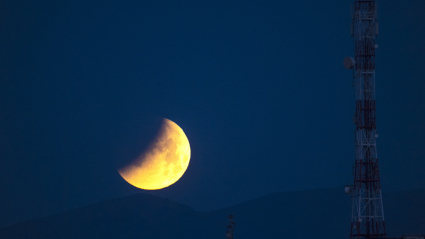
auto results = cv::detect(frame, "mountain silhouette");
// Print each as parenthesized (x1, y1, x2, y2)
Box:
(1, 188, 423, 239)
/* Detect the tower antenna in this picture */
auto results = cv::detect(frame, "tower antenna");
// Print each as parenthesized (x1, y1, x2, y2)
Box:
(225, 215, 236, 239)
(344, 1, 386, 239)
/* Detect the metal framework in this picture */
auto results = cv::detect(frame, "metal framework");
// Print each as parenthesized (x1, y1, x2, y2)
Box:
(225, 215, 236, 239)
(347, 1, 386, 239)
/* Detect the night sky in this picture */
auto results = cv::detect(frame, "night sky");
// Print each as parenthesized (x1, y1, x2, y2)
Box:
(1, 0, 425, 228)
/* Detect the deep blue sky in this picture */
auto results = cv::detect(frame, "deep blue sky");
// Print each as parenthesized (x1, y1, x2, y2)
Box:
(1, 0, 424, 228)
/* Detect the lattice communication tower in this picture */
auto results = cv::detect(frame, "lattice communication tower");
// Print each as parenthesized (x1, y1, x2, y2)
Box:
(344, 0, 387, 239)
(225, 215, 236, 239)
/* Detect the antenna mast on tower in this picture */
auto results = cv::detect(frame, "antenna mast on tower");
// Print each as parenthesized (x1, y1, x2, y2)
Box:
(344, 0, 386, 239)
(225, 215, 236, 239)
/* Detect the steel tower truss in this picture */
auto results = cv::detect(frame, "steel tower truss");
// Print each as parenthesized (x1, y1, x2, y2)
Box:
(226, 215, 236, 239)
(349, 1, 387, 239)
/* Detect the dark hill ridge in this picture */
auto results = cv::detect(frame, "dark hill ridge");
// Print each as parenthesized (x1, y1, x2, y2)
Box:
(1, 188, 424, 239)
(0, 193, 204, 239)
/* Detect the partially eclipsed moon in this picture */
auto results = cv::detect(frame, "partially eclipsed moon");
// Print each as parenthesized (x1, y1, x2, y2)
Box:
(118, 119, 191, 190)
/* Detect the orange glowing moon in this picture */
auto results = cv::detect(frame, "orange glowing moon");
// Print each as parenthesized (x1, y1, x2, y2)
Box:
(118, 118, 191, 190)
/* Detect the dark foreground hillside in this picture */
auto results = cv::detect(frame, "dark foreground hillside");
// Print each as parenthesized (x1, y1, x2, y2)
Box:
(1, 188, 423, 239)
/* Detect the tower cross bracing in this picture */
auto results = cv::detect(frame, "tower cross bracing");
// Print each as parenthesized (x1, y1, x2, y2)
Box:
(347, 1, 387, 239)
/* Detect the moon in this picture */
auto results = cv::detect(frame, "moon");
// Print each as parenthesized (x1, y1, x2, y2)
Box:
(118, 118, 191, 190)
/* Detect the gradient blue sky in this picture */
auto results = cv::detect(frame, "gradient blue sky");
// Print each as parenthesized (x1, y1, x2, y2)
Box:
(1, 0, 424, 228)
